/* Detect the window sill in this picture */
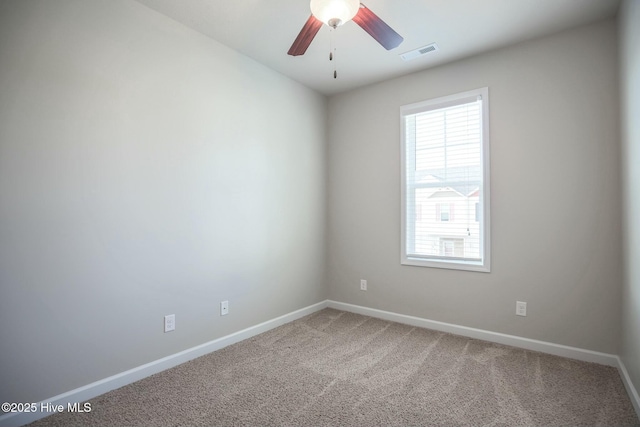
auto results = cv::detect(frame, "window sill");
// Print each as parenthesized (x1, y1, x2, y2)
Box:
(401, 256, 490, 273)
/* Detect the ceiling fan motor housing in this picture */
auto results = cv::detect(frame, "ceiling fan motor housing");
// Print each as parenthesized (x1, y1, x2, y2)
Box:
(288, 1, 402, 56)
(310, 0, 360, 27)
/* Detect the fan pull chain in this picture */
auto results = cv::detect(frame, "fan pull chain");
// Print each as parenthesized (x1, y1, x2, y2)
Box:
(329, 27, 337, 79)
(333, 48, 337, 79)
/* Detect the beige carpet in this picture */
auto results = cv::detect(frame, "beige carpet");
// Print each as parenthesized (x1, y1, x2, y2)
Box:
(29, 308, 639, 426)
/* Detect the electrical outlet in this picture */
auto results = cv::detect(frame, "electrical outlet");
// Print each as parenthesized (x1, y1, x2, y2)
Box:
(164, 314, 175, 332)
(360, 279, 367, 291)
(516, 301, 527, 317)
(220, 300, 229, 316)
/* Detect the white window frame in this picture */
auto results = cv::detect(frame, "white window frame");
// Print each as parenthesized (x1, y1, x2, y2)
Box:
(400, 87, 491, 272)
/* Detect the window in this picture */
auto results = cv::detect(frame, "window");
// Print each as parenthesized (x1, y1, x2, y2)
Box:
(401, 88, 490, 272)
(440, 238, 464, 257)
(437, 203, 453, 222)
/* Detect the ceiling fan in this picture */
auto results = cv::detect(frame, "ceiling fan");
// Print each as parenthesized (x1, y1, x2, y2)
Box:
(288, 0, 403, 56)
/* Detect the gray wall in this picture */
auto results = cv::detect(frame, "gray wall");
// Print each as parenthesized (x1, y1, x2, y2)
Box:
(327, 19, 622, 354)
(0, 0, 327, 404)
(620, 0, 640, 404)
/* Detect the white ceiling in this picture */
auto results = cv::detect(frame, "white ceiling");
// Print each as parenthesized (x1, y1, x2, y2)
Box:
(134, 0, 621, 96)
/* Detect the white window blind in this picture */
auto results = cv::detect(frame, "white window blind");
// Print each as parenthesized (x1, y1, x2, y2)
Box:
(401, 88, 490, 272)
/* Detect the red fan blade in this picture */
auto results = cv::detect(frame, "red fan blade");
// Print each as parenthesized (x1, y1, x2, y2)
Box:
(288, 15, 323, 56)
(352, 3, 403, 50)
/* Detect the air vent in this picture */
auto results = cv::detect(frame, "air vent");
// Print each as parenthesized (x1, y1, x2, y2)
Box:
(400, 43, 439, 62)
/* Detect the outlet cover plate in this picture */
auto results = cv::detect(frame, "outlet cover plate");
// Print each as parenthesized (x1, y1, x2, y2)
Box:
(164, 314, 175, 332)
(220, 300, 229, 316)
(516, 301, 527, 317)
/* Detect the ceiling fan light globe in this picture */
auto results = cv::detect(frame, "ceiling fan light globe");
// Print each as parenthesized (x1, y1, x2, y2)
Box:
(310, 0, 360, 27)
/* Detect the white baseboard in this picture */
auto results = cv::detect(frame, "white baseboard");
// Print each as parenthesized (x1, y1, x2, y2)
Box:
(617, 356, 640, 420)
(327, 300, 619, 366)
(0, 301, 328, 427)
